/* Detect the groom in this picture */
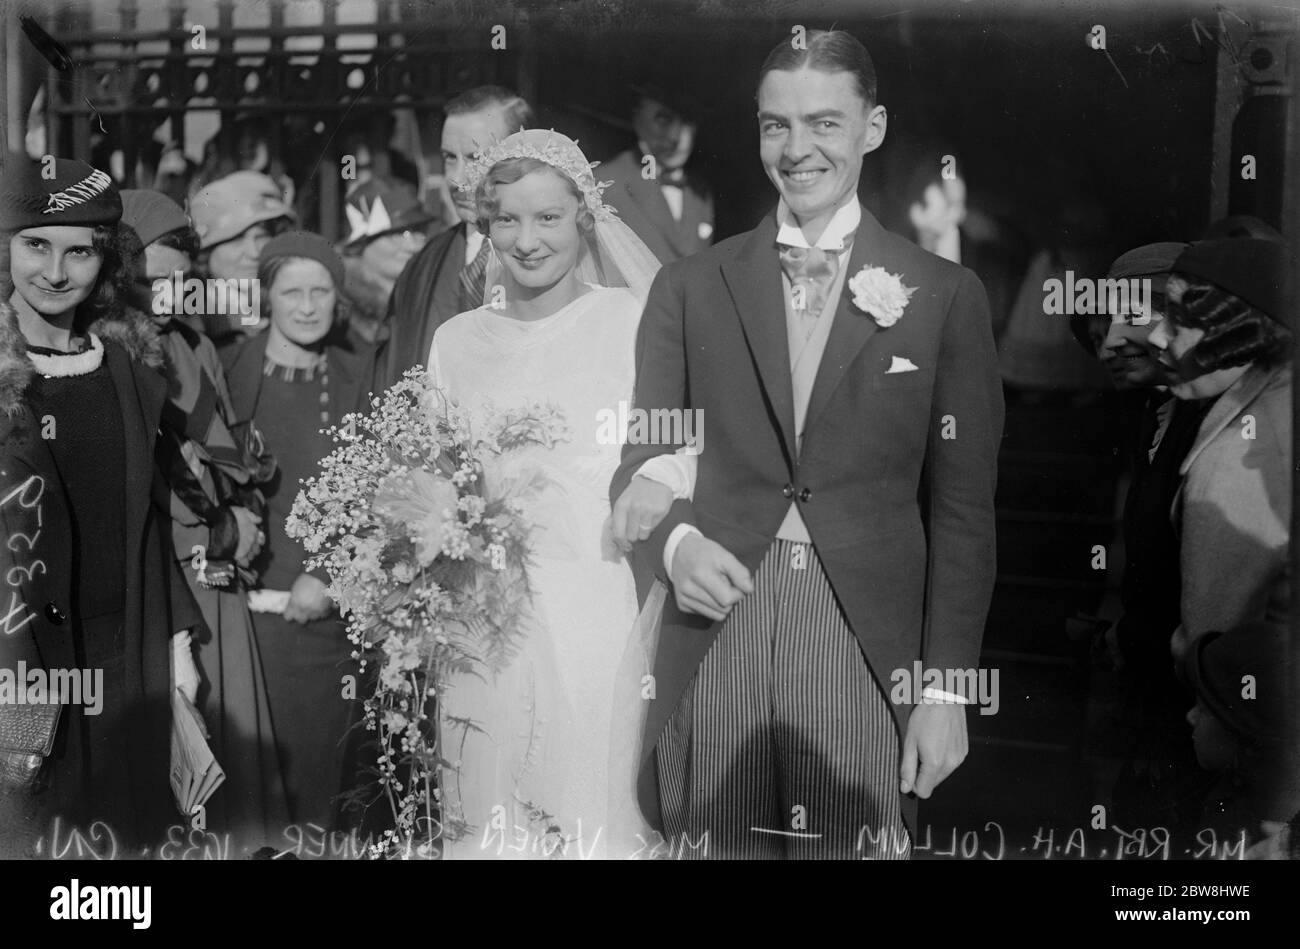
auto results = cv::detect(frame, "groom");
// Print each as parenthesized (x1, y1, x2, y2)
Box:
(610, 30, 1003, 859)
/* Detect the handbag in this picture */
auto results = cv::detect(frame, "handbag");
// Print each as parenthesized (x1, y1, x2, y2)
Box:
(0, 702, 62, 793)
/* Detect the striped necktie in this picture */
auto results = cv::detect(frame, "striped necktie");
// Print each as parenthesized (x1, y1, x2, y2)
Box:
(459, 236, 491, 311)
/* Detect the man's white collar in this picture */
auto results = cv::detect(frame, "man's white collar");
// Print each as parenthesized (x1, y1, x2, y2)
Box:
(776, 195, 861, 251)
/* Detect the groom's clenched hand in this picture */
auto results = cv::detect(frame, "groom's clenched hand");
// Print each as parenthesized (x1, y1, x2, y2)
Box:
(900, 703, 969, 798)
(669, 533, 754, 622)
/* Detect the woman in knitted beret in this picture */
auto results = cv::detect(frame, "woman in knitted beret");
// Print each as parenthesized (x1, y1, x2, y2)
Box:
(0, 154, 204, 856)
(223, 230, 375, 834)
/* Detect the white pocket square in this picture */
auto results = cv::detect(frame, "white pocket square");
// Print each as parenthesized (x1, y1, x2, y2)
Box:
(886, 356, 919, 374)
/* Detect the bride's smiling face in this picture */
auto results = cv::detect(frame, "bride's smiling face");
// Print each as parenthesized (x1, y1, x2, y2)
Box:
(488, 168, 585, 294)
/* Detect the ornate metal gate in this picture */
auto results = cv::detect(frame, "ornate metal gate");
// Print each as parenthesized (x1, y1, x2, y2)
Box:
(29, 0, 532, 237)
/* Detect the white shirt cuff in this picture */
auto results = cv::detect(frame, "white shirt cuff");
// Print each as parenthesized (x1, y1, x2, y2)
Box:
(635, 454, 696, 500)
(922, 687, 972, 705)
(663, 524, 702, 577)
(171, 629, 200, 694)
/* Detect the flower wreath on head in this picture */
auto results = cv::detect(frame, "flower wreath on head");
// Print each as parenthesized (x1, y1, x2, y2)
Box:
(458, 128, 619, 223)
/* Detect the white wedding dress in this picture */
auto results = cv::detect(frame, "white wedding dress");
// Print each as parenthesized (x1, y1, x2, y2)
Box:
(427, 285, 653, 859)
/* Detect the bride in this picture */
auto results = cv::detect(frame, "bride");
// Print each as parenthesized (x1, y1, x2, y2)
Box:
(427, 129, 684, 859)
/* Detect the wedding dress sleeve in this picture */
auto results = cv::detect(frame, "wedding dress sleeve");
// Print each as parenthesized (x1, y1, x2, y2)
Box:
(426, 332, 444, 390)
(630, 451, 697, 500)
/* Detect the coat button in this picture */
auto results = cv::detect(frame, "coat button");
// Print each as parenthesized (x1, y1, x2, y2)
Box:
(798, 487, 812, 502)
(44, 602, 66, 625)
(782, 483, 794, 499)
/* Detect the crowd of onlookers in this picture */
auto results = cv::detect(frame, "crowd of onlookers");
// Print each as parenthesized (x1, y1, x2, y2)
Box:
(0, 80, 719, 857)
(0, 68, 1295, 858)
(1064, 229, 1297, 857)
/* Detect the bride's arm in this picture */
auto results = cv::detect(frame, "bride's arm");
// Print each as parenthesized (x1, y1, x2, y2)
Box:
(609, 268, 698, 574)
(634, 451, 696, 501)
(426, 331, 444, 391)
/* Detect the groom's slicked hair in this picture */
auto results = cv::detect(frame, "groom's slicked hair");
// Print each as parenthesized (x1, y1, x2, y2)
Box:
(445, 85, 535, 133)
(757, 30, 878, 107)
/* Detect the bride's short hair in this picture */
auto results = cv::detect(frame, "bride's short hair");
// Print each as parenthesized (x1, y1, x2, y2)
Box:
(476, 158, 596, 235)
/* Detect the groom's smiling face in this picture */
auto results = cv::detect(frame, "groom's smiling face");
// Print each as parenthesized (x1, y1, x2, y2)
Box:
(757, 67, 886, 238)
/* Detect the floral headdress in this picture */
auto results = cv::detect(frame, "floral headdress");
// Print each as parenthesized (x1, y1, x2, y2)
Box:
(458, 128, 617, 223)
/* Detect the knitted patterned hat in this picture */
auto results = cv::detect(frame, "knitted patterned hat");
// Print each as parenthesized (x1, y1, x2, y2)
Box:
(259, 230, 345, 290)
(0, 154, 121, 230)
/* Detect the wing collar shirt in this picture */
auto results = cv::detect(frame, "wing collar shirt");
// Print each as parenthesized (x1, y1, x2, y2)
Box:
(644, 194, 860, 560)
(637, 194, 973, 706)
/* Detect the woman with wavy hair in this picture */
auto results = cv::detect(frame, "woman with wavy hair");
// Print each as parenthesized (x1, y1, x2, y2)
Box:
(1148, 237, 1298, 838)
(1148, 238, 1293, 655)
(0, 155, 202, 856)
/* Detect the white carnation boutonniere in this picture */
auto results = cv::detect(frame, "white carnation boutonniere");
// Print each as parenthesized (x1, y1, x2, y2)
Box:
(848, 265, 917, 328)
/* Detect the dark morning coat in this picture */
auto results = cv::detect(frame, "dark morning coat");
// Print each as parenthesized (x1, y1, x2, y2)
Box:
(374, 221, 467, 393)
(0, 300, 202, 855)
(600, 150, 714, 265)
(610, 204, 1005, 832)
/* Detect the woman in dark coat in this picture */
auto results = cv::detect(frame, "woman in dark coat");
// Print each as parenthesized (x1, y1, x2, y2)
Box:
(0, 156, 202, 858)
(223, 231, 374, 836)
(119, 189, 292, 856)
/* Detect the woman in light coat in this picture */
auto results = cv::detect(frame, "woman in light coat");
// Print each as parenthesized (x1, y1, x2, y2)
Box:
(1147, 238, 1292, 654)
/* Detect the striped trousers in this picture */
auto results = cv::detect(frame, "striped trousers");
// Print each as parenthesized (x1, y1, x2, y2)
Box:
(657, 539, 909, 860)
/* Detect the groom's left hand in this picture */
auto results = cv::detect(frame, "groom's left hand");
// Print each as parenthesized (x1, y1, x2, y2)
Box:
(900, 703, 968, 798)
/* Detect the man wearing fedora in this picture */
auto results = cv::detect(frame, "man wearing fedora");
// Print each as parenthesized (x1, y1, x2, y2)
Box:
(600, 81, 715, 265)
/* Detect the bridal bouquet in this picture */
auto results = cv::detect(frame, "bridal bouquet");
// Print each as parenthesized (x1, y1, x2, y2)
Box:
(286, 369, 569, 858)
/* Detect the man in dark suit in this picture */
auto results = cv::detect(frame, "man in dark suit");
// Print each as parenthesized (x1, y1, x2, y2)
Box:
(375, 86, 533, 390)
(600, 83, 714, 265)
(609, 31, 1003, 859)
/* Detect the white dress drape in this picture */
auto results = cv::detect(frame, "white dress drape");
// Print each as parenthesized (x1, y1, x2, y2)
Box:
(428, 286, 652, 859)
